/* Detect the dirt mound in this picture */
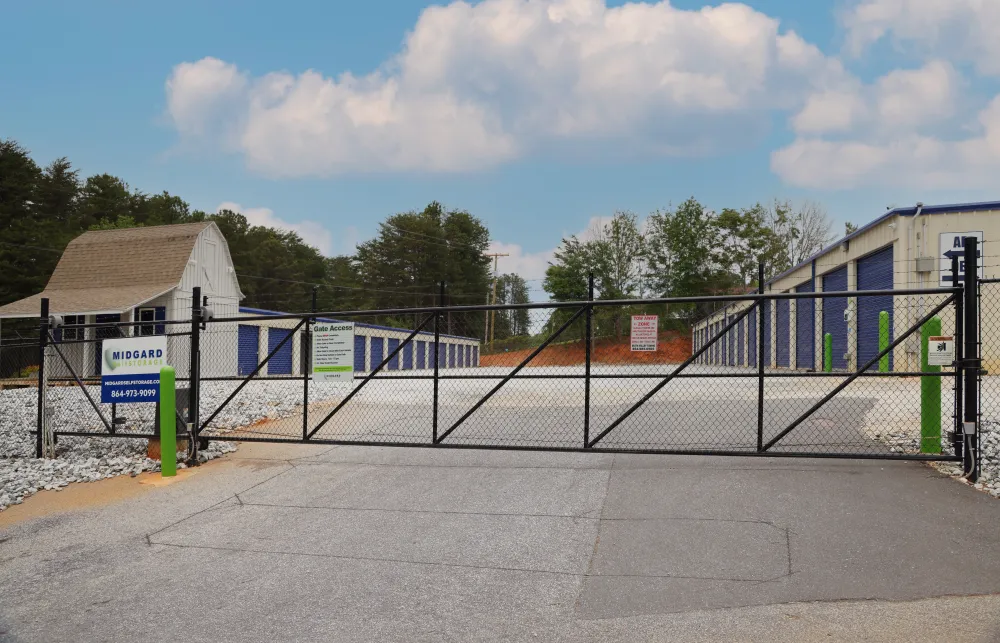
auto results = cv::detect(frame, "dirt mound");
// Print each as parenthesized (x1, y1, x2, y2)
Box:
(480, 331, 691, 367)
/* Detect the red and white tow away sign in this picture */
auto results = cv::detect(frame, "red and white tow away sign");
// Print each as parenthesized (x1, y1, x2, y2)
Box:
(630, 315, 658, 352)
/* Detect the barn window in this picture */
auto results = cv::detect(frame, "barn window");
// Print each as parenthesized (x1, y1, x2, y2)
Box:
(60, 314, 85, 341)
(136, 307, 166, 336)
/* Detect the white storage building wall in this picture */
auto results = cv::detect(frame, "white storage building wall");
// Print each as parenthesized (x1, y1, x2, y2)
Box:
(235, 308, 480, 377)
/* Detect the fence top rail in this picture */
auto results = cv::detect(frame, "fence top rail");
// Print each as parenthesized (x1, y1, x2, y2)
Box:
(46, 317, 195, 331)
(208, 286, 960, 324)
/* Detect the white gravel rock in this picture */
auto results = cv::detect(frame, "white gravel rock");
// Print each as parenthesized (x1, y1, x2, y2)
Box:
(0, 382, 296, 511)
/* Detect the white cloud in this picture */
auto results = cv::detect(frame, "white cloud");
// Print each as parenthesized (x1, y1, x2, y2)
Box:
(843, 0, 1000, 75)
(487, 240, 553, 283)
(789, 60, 958, 136)
(216, 202, 335, 255)
(772, 96, 1000, 189)
(771, 60, 994, 189)
(166, 0, 845, 175)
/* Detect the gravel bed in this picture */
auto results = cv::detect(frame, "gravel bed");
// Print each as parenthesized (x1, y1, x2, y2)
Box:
(3, 372, 997, 509)
(0, 379, 353, 511)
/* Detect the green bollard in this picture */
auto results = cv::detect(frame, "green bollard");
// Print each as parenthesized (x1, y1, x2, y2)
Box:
(159, 366, 176, 477)
(920, 317, 942, 454)
(823, 333, 833, 372)
(878, 311, 890, 372)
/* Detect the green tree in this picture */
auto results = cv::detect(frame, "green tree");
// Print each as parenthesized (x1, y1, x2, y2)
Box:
(354, 202, 491, 336)
(89, 214, 142, 230)
(492, 273, 530, 339)
(588, 211, 645, 338)
(0, 139, 45, 307)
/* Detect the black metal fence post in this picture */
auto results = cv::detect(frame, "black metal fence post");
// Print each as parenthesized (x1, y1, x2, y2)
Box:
(963, 237, 979, 481)
(303, 286, 316, 440)
(433, 282, 442, 443)
(757, 261, 765, 452)
(952, 255, 963, 458)
(190, 286, 201, 462)
(584, 273, 593, 448)
(36, 297, 48, 458)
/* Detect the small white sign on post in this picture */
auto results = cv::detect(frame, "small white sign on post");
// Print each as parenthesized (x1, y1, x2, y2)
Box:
(927, 336, 954, 367)
(630, 315, 658, 352)
(312, 322, 355, 382)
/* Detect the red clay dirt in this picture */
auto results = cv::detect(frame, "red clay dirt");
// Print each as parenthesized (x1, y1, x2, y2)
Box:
(480, 331, 691, 367)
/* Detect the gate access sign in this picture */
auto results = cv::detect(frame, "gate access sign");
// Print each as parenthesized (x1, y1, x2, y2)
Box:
(311, 322, 354, 382)
(100, 336, 167, 403)
(939, 231, 984, 287)
(630, 315, 658, 352)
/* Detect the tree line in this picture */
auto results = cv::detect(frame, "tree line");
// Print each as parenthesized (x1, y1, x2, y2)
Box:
(2, 138, 836, 345)
(543, 198, 836, 340)
(0, 139, 503, 340)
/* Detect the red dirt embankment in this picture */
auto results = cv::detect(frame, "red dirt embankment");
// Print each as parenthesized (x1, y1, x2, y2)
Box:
(480, 331, 691, 367)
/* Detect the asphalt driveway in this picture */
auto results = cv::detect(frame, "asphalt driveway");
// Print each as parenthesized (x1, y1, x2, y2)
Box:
(2, 443, 1000, 642)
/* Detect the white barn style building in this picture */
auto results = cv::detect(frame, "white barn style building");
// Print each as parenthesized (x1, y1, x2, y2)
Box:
(0, 222, 480, 378)
(693, 201, 1000, 372)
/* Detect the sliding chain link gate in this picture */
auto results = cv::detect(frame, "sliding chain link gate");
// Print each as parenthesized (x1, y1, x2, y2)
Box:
(22, 241, 984, 476)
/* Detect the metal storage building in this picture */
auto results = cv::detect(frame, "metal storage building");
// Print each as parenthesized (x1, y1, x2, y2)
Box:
(693, 200, 1000, 372)
(235, 307, 480, 377)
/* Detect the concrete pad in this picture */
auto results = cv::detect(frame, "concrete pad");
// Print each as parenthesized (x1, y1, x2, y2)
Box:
(237, 461, 611, 517)
(296, 444, 614, 470)
(152, 502, 597, 574)
(590, 518, 788, 581)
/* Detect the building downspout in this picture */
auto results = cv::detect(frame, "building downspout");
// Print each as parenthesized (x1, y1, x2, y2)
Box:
(911, 203, 925, 371)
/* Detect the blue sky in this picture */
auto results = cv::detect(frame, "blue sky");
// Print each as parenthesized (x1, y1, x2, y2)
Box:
(3, 0, 999, 288)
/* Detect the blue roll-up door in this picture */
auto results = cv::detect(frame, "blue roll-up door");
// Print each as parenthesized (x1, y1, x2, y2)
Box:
(776, 298, 790, 367)
(238, 325, 259, 376)
(403, 340, 413, 370)
(387, 338, 400, 370)
(857, 245, 894, 370)
(748, 308, 757, 367)
(472, 346, 478, 366)
(354, 335, 366, 372)
(796, 279, 815, 369)
(371, 337, 384, 368)
(737, 316, 745, 366)
(762, 300, 772, 368)
(416, 340, 426, 369)
(449, 344, 456, 368)
(438, 343, 446, 368)
(267, 328, 293, 375)
(823, 267, 849, 370)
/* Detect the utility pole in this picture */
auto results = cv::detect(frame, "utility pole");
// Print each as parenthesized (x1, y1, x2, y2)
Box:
(483, 252, 509, 345)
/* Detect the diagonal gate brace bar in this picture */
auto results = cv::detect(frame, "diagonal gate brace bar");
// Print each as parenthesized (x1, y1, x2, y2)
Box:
(47, 332, 114, 433)
(762, 294, 956, 452)
(307, 314, 434, 440)
(198, 318, 307, 434)
(587, 301, 757, 449)
(436, 305, 588, 444)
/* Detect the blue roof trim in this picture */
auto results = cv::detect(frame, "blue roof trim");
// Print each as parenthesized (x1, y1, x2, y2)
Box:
(237, 306, 479, 342)
(766, 200, 1000, 287)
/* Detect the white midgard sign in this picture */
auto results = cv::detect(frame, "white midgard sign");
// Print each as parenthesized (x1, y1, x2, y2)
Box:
(630, 315, 658, 352)
(311, 322, 355, 382)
